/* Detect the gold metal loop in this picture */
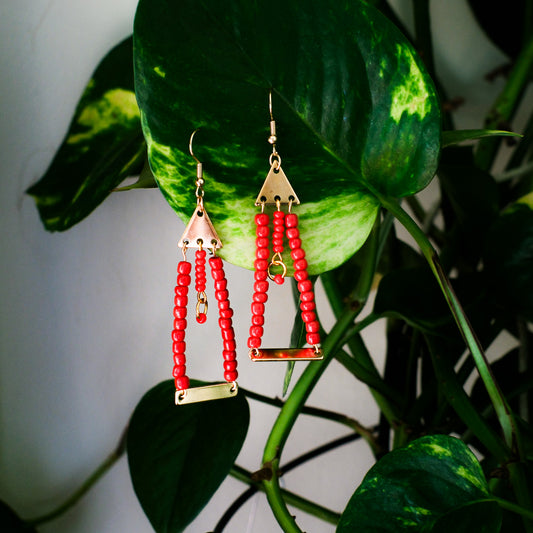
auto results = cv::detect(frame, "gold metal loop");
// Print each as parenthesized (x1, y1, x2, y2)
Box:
(189, 129, 205, 206)
(267, 253, 287, 281)
(269, 152, 281, 168)
(196, 291, 208, 317)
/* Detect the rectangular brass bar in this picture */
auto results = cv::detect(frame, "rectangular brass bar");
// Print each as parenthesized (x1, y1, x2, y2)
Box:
(249, 347, 323, 362)
(175, 382, 238, 405)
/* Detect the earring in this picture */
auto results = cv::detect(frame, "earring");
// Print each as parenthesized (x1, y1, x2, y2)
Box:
(171, 130, 238, 404)
(247, 92, 323, 362)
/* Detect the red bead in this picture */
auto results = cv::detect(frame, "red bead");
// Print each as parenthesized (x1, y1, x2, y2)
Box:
(172, 365, 186, 378)
(298, 280, 313, 293)
(224, 371, 238, 382)
(274, 274, 285, 285)
(175, 376, 190, 390)
(209, 257, 223, 270)
(215, 279, 227, 291)
(222, 328, 235, 341)
(251, 314, 264, 326)
(174, 295, 188, 307)
(173, 318, 187, 331)
(173, 353, 186, 366)
(254, 259, 269, 271)
(251, 302, 265, 315)
(294, 270, 308, 282)
(175, 286, 188, 297)
(306, 332, 321, 345)
(255, 213, 270, 226)
(172, 329, 185, 342)
(289, 238, 302, 250)
(219, 317, 233, 330)
(224, 339, 236, 351)
(173, 306, 187, 319)
(172, 341, 186, 354)
(300, 291, 314, 303)
(256, 247, 270, 260)
(256, 237, 269, 248)
(285, 213, 298, 227)
(256, 225, 270, 238)
(286, 228, 300, 239)
(250, 325, 263, 338)
(215, 289, 229, 301)
(196, 249, 207, 259)
(293, 258, 308, 271)
(223, 350, 237, 361)
(177, 274, 191, 286)
(291, 248, 306, 261)
(254, 269, 268, 281)
(306, 320, 320, 333)
(196, 313, 207, 324)
(272, 238, 284, 248)
(211, 268, 225, 281)
(178, 261, 192, 275)
(254, 280, 269, 293)
(218, 299, 230, 310)
(220, 308, 234, 319)
(195, 283, 206, 292)
(300, 300, 315, 311)
(247, 336, 261, 348)
(273, 210, 285, 219)
(224, 360, 238, 372)
(301, 311, 316, 323)
(253, 292, 268, 303)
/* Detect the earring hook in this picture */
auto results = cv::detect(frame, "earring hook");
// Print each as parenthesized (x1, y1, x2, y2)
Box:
(189, 129, 204, 208)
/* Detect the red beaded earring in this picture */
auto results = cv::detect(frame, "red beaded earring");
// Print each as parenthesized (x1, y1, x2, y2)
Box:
(172, 130, 238, 404)
(248, 92, 323, 362)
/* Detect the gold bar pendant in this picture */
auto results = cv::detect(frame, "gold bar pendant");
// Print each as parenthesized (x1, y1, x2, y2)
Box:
(175, 382, 238, 405)
(250, 348, 323, 362)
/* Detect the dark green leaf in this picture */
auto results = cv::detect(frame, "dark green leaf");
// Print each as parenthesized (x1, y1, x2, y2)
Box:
(127, 380, 249, 533)
(442, 129, 522, 147)
(337, 434, 500, 532)
(133, 0, 440, 273)
(429, 500, 502, 533)
(484, 204, 533, 321)
(27, 36, 145, 231)
(0, 501, 36, 532)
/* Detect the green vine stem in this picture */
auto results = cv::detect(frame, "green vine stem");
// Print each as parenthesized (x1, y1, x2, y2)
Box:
(25, 429, 127, 526)
(475, 32, 533, 171)
(377, 195, 517, 451)
(493, 496, 533, 522)
(260, 223, 380, 532)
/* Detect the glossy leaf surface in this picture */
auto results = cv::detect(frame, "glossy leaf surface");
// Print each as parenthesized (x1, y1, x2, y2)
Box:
(337, 434, 501, 532)
(127, 380, 249, 533)
(134, 0, 440, 273)
(27, 37, 145, 231)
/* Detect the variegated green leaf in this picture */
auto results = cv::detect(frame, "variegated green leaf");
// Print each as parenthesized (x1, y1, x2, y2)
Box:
(133, 0, 440, 273)
(27, 37, 145, 231)
(337, 434, 501, 532)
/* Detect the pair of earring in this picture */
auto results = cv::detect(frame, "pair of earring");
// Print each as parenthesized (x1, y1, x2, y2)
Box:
(171, 92, 322, 406)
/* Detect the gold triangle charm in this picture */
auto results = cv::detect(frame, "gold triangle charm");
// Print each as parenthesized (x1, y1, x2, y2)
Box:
(255, 163, 301, 206)
(178, 206, 223, 249)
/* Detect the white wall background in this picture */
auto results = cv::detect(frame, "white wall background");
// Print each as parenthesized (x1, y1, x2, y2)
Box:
(0, 1, 511, 532)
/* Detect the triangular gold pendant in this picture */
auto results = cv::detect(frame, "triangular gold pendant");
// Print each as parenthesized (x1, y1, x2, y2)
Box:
(178, 206, 223, 249)
(255, 163, 301, 206)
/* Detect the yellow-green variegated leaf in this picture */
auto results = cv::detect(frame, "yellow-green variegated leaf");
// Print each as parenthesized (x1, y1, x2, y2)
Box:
(133, 0, 440, 273)
(338, 434, 501, 532)
(27, 37, 145, 231)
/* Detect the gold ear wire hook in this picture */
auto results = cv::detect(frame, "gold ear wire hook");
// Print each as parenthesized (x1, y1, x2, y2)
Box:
(268, 90, 278, 163)
(189, 129, 205, 209)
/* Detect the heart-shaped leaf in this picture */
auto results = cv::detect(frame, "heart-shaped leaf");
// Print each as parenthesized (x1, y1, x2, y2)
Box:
(27, 36, 145, 231)
(133, 0, 440, 273)
(337, 434, 501, 532)
(127, 380, 249, 533)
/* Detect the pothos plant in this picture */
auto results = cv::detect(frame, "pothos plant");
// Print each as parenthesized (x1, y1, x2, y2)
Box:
(5, 0, 533, 531)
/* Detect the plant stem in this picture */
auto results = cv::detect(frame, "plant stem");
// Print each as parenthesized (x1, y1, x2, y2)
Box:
(378, 196, 516, 451)
(25, 429, 127, 526)
(475, 32, 533, 171)
(493, 496, 533, 522)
